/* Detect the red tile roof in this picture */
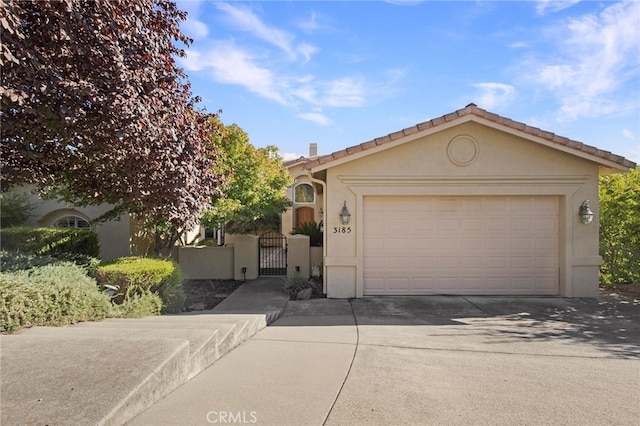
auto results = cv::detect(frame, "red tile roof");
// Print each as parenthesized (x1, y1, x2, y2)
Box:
(303, 104, 636, 171)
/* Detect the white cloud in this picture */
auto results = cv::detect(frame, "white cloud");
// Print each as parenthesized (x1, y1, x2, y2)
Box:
(622, 129, 637, 140)
(321, 77, 366, 107)
(282, 152, 304, 161)
(535, 0, 582, 16)
(527, 1, 640, 120)
(296, 12, 325, 32)
(182, 19, 209, 39)
(297, 112, 333, 126)
(176, 0, 209, 40)
(180, 44, 287, 105)
(215, 2, 317, 62)
(471, 82, 516, 109)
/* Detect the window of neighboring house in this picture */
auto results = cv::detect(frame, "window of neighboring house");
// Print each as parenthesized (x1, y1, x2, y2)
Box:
(52, 215, 91, 230)
(294, 183, 315, 204)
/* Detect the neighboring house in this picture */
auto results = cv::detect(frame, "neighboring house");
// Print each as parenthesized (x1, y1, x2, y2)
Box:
(18, 188, 133, 260)
(14, 186, 201, 260)
(284, 104, 635, 298)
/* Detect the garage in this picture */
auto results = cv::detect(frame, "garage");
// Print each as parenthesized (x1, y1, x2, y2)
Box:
(303, 104, 634, 298)
(363, 195, 559, 295)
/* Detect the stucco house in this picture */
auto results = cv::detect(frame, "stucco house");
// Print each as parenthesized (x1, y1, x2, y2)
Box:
(14, 104, 635, 298)
(281, 104, 635, 298)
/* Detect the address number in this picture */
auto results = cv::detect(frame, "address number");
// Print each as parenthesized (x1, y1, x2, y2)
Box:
(333, 226, 352, 234)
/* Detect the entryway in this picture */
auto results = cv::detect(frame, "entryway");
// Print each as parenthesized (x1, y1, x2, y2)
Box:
(258, 232, 287, 276)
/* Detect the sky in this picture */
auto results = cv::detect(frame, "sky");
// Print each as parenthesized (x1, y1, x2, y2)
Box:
(175, 0, 640, 164)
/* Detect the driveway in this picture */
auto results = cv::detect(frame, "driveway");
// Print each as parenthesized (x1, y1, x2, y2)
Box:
(130, 294, 640, 425)
(325, 295, 640, 425)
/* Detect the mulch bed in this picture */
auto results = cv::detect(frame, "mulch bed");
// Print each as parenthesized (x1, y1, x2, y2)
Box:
(182, 279, 244, 312)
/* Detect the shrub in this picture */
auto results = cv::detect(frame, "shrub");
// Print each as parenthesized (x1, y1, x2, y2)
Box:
(0, 250, 101, 273)
(0, 226, 100, 258)
(0, 263, 110, 333)
(291, 221, 323, 246)
(283, 274, 316, 297)
(600, 168, 640, 285)
(0, 191, 36, 228)
(95, 257, 185, 314)
(109, 291, 163, 318)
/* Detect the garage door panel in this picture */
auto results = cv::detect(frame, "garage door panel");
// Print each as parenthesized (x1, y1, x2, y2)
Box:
(364, 195, 559, 295)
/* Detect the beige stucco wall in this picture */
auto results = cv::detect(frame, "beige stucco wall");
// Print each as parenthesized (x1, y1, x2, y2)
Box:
(178, 246, 234, 280)
(15, 188, 131, 260)
(319, 121, 602, 298)
(287, 234, 310, 278)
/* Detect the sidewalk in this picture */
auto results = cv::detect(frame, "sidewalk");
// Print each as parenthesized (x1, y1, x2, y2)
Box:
(0, 277, 289, 426)
(128, 299, 358, 426)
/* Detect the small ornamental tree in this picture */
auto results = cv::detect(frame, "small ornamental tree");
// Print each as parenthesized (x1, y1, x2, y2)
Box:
(201, 116, 292, 235)
(1, 0, 221, 255)
(599, 167, 640, 285)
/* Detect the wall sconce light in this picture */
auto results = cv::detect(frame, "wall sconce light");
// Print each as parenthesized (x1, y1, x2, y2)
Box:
(579, 200, 594, 225)
(319, 208, 324, 219)
(339, 201, 351, 225)
(295, 266, 300, 273)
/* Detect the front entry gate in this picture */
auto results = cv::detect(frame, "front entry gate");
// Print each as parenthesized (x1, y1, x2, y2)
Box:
(259, 232, 287, 276)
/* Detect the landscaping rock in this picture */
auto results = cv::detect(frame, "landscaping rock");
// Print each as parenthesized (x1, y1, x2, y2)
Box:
(296, 288, 312, 300)
(188, 302, 206, 311)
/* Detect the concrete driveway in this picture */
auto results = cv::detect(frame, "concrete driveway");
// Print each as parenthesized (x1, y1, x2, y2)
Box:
(130, 294, 640, 425)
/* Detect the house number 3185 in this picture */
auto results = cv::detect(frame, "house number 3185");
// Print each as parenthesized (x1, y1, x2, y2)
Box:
(333, 226, 352, 234)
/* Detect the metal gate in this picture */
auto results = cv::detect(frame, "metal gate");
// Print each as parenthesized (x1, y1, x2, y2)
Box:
(258, 232, 287, 276)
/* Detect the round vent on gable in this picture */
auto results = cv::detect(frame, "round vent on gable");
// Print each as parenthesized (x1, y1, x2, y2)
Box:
(447, 134, 479, 166)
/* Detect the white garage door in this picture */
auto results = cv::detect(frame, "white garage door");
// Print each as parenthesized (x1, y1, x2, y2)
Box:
(363, 196, 559, 295)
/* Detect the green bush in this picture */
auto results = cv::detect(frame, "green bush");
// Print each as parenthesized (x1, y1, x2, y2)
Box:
(291, 221, 323, 247)
(0, 191, 36, 228)
(0, 250, 101, 273)
(109, 291, 163, 318)
(600, 168, 640, 285)
(283, 274, 316, 297)
(95, 257, 184, 314)
(0, 226, 100, 258)
(0, 263, 110, 333)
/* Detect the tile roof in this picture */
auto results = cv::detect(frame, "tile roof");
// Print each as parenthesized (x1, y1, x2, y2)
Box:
(303, 104, 636, 171)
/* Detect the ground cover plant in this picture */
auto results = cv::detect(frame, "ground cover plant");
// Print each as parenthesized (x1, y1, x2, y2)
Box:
(0, 262, 110, 333)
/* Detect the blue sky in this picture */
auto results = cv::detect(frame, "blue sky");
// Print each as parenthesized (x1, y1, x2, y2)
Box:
(176, 0, 640, 164)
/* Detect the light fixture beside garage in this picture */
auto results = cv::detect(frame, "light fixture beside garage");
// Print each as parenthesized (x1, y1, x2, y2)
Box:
(339, 201, 351, 225)
(579, 200, 594, 224)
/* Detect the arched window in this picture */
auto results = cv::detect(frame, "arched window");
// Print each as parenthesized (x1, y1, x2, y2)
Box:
(52, 215, 91, 230)
(294, 183, 315, 204)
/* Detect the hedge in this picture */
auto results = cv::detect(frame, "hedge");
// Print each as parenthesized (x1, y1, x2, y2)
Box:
(0, 263, 111, 333)
(95, 257, 184, 314)
(0, 226, 100, 258)
(0, 250, 101, 273)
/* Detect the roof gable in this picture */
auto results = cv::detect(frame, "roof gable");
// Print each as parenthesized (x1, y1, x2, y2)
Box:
(305, 104, 636, 172)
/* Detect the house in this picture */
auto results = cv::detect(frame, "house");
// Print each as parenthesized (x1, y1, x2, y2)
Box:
(282, 104, 635, 298)
(13, 104, 635, 297)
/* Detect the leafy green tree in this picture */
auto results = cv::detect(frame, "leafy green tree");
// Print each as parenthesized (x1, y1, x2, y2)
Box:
(599, 167, 640, 285)
(201, 116, 292, 234)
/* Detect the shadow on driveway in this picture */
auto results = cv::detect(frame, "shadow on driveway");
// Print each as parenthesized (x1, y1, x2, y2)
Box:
(275, 295, 640, 359)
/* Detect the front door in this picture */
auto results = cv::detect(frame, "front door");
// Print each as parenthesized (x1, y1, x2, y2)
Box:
(295, 206, 314, 227)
